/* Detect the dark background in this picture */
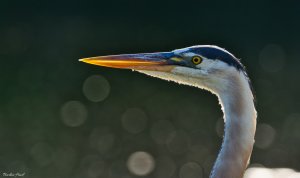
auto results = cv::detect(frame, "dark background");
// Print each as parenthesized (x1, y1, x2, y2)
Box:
(0, 0, 300, 178)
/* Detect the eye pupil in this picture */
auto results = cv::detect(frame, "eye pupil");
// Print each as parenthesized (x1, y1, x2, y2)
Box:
(192, 56, 202, 64)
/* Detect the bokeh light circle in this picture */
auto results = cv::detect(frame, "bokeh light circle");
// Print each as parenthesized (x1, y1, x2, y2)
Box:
(150, 119, 176, 144)
(283, 113, 300, 139)
(127, 151, 155, 176)
(79, 154, 105, 178)
(83, 75, 110, 102)
(255, 123, 276, 149)
(121, 108, 147, 134)
(179, 162, 203, 178)
(89, 127, 115, 154)
(61, 100, 87, 127)
(166, 130, 190, 154)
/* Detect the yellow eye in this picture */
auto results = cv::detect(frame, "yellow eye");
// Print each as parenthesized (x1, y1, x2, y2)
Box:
(191, 56, 202, 64)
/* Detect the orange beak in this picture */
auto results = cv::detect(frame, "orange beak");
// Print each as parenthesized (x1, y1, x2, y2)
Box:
(79, 52, 179, 72)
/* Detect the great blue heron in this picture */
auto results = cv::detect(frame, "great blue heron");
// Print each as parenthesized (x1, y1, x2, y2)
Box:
(80, 45, 257, 178)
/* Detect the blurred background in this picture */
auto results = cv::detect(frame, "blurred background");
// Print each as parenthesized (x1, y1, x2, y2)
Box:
(0, 0, 300, 178)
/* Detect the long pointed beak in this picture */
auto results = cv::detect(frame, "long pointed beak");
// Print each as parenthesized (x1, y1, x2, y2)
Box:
(79, 52, 179, 72)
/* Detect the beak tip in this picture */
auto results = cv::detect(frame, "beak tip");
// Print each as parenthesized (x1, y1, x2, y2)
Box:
(79, 58, 86, 62)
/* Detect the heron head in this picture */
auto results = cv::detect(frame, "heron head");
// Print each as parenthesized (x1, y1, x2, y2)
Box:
(80, 45, 249, 93)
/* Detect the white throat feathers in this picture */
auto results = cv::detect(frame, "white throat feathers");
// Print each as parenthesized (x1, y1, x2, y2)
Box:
(137, 64, 256, 178)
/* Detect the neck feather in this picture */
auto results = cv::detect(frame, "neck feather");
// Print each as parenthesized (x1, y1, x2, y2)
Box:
(210, 72, 256, 178)
(137, 69, 257, 178)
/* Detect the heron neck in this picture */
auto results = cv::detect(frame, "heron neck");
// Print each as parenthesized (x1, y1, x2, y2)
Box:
(210, 74, 256, 178)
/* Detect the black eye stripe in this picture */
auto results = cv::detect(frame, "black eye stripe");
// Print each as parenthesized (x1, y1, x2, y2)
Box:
(188, 46, 245, 71)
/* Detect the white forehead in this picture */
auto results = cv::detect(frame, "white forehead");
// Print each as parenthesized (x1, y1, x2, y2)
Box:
(173, 49, 201, 58)
(183, 52, 198, 57)
(172, 45, 219, 54)
(173, 51, 206, 60)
